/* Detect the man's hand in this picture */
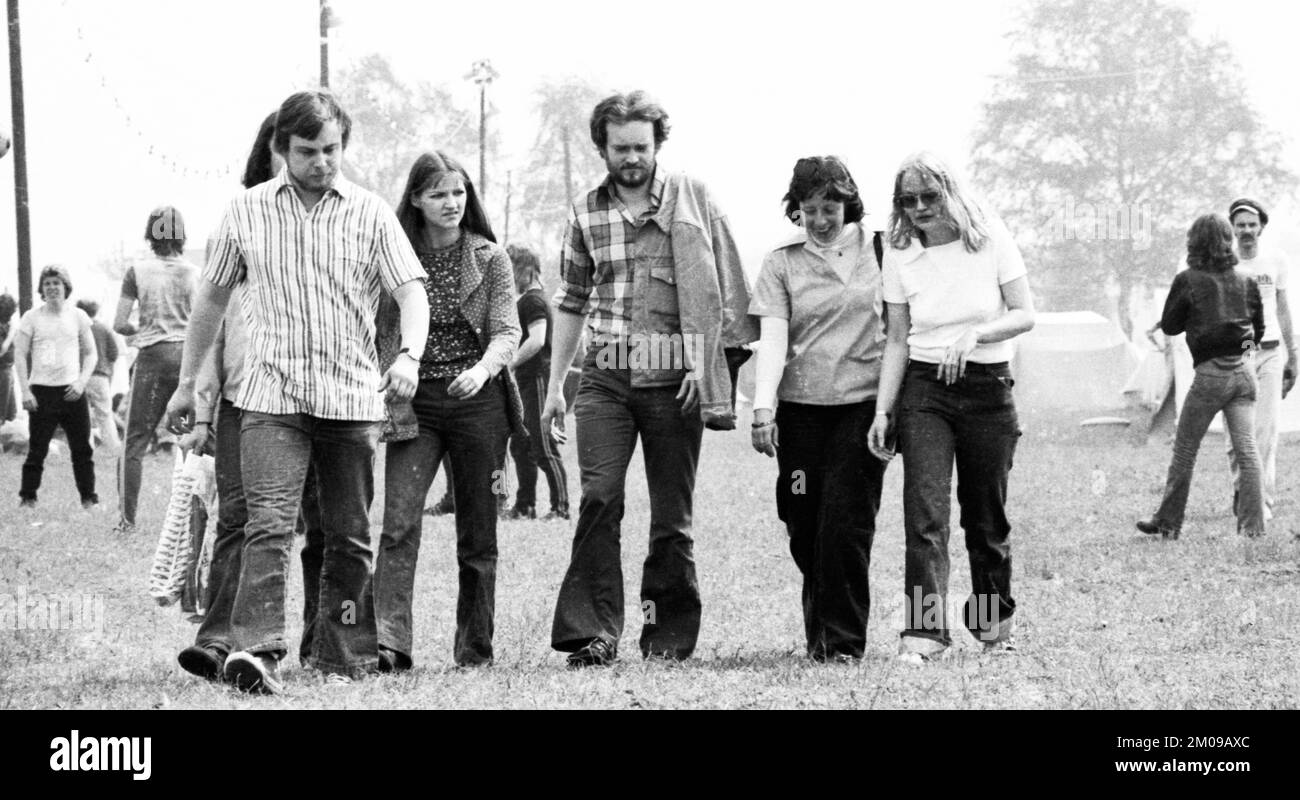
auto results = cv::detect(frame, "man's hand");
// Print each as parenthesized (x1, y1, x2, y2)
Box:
(866, 414, 896, 462)
(21, 392, 37, 412)
(63, 379, 86, 402)
(448, 365, 489, 400)
(676, 376, 700, 416)
(178, 423, 214, 456)
(379, 354, 419, 402)
(165, 385, 196, 435)
(541, 385, 567, 444)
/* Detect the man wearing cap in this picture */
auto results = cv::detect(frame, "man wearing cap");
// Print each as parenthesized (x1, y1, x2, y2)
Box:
(1227, 198, 1295, 521)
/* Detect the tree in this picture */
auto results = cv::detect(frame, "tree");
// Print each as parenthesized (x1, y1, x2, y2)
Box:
(331, 54, 492, 208)
(971, 0, 1296, 335)
(512, 78, 609, 263)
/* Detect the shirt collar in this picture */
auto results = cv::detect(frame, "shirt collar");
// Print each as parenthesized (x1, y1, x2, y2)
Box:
(598, 166, 666, 217)
(271, 166, 353, 201)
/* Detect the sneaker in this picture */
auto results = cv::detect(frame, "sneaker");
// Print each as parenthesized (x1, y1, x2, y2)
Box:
(1135, 519, 1178, 539)
(18, 498, 36, 509)
(112, 520, 136, 536)
(541, 509, 571, 522)
(503, 504, 536, 520)
(896, 637, 948, 665)
(324, 673, 353, 687)
(177, 644, 227, 681)
(566, 637, 617, 668)
(223, 650, 284, 695)
(81, 498, 99, 510)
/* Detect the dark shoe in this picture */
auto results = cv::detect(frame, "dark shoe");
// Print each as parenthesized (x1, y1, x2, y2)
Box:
(81, 497, 99, 509)
(425, 495, 455, 516)
(541, 509, 570, 522)
(1136, 519, 1178, 539)
(178, 644, 226, 681)
(377, 646, 411, 674)
(19, 498, 36, 509)
(566, 638, 617, 668)
(223, 650, 284, 695)
(504, 504, 536, 520)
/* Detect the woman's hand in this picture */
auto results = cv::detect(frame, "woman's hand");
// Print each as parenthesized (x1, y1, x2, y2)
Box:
(751, 409, 778, 457)
(938, 327, 981, 385)
(866, 413, 895, 462)
(449, 365, 490, 399)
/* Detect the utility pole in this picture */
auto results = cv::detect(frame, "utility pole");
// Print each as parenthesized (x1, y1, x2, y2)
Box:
(7, 0, 31, 312)
(466, 59, 499, 198)
(319, 1, 341, 88)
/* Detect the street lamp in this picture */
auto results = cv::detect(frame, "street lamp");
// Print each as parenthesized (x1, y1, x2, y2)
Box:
(319, 1, 342, 88)
(465, 59, 499, 197)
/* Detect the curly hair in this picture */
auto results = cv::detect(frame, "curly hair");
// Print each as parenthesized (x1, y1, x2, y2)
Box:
(589, 91, 670, 151)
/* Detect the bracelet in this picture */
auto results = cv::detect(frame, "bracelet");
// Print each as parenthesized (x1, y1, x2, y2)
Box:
(751, 420, 775, 430)
(875, 411, 891, 417)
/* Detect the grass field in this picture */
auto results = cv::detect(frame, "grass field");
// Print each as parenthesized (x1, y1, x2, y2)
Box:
(1, 404, 1297, 709)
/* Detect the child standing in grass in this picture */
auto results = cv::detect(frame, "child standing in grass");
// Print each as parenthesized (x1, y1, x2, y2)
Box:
(1137, 213, 1265, 539)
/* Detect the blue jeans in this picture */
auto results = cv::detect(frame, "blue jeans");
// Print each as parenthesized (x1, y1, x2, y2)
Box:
(1155, 356, 1263, 535)
(119, 342, 183, 525)
(196, 400, 324, 662)
(375, 377, 509, 667)
(233, 411, 380, 675)
(550, 354, 705, 658)
(897, 361, 1020, 647)
(774, 400, 885, 659)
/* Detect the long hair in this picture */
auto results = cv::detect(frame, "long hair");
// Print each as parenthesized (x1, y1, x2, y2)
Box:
(1186, 213, 1238, 273)
(887, 151, 990, 253)
(507, 243, 541, 293)
(242, 112, 278, 188)
(395, 151, 496, 245)
(782, 156, 865, 226)
(589, 91, 671, 151)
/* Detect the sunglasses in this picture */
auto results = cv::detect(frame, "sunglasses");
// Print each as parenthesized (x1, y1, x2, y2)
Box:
(895, 191, 943, 210)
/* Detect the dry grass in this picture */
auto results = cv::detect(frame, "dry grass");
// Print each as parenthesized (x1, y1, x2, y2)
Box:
(1, 404, 1297, 708)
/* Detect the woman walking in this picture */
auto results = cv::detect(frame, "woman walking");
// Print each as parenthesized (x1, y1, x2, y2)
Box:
(866, 152, 1035, 663)
(749, 156, 888, 661)
(374, 151, 523, 670)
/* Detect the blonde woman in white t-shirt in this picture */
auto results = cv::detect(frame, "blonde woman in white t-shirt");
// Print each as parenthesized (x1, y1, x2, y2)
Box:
(866, 152, 1035, 663)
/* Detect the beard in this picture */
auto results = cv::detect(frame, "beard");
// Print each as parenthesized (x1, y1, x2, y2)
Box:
(609, 163, 652, 189)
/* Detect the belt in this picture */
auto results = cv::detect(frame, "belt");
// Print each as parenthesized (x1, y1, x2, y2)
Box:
(1259, 340, 1280, 350)
(908, 359, 1010, 374)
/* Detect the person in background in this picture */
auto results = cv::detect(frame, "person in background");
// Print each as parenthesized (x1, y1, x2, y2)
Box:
(749, 156, 888, 662)
(13, 265, 98, 508)
(504, 243, 569, 521)
(76, 299, 121, 451)
(0, 292, 18, 425)
(114, 205, 199, 535)
(866, 152, 1035, 663)
(1224, 198, 1294, 521)
(372, 150, 523, 671)
(1137, 213, 1265, 540)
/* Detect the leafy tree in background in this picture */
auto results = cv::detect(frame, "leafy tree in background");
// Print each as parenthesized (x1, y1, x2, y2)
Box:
(332, 54, 493, 208)
(513, 77, 609, 270)
(972, 0, 1296, 335)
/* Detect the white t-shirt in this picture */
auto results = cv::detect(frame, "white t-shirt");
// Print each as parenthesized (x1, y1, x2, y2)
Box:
(882, 218, 1027, 364)
(1236, 247, 1290, 344)
(16, 305, 93, 386)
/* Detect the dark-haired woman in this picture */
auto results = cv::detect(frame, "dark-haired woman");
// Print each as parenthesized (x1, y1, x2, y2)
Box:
(1136, 213, 1265, 539)
(113, 206, 199, 535)
(374, 151, 524, 670)
(749, 156, 887, 661)
(866, 152, 1035, 663)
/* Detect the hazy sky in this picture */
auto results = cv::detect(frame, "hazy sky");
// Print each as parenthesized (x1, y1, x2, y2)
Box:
(0, 0, 1297, 309)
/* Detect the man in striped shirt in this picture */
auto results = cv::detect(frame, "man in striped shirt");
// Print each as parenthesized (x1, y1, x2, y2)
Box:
(166, 91, 429, 693)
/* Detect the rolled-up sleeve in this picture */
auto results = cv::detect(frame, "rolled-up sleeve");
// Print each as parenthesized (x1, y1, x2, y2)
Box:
(553, 206, 594, 315)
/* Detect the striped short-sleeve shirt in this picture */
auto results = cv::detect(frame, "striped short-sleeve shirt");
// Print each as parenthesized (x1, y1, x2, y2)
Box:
(204, 169, 425, 421)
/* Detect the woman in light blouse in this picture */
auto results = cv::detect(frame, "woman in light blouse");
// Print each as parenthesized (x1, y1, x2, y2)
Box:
(866, 152, 1035, 663)
(749, 156, 888, 661)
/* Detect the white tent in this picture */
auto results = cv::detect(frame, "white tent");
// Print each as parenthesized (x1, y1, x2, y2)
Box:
(1011, 311, 1140, 410)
